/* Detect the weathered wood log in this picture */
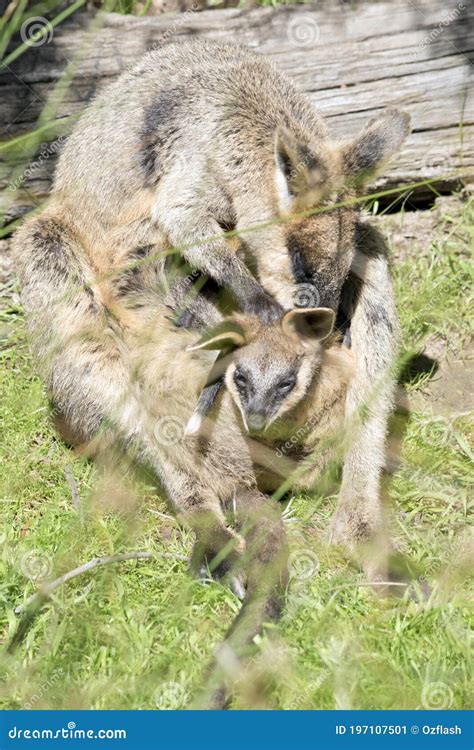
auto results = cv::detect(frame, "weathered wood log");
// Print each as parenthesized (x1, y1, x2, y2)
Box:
(0, 0, 472, 226)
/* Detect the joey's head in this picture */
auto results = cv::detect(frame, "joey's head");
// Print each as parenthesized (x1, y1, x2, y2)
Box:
(275, 108, 411, 309)
(189, 307, 335, 434)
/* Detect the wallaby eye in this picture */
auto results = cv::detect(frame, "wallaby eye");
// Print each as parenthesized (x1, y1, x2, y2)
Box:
(278, 376, 296, 393)
(234, 370, 247, 388)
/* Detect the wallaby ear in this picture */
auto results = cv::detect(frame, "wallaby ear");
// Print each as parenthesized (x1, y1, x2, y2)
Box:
(187, 321, 246, 352)
(281, 307, 335, 342)
(274, 129, 332, 211)
(341, 108, 411, 183)
(275, 128, 301, 211)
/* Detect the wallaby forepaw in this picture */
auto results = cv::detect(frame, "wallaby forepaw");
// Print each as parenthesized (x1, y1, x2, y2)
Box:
(243, 293, 283, 323)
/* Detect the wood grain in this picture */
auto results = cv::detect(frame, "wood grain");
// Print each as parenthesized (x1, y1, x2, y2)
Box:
(0, 0, 472, 224)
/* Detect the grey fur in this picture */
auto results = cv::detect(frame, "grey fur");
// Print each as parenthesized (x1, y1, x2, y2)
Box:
(14, 213, 290, 708)
(13, 207, 357, 706)
(12, 39, 410, 699)
(51, 40, 409, 319)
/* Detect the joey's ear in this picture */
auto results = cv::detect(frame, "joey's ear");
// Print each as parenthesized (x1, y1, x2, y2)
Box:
(341, 108, 411, 183)
(281, 307, 335, 342)
(187, 321, 246, 352)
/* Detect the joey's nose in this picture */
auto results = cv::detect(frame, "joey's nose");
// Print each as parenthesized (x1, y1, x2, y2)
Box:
(247, 413, 266, 431)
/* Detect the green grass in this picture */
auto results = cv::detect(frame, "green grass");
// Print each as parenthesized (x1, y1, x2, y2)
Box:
(0, 198, 472, 710)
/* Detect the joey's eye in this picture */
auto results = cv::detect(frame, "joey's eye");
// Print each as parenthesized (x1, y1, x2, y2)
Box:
(234, 370, 247, 388)
(278, 377, 296, 393)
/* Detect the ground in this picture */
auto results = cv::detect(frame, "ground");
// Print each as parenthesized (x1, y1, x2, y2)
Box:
(0, 193, 472, 710)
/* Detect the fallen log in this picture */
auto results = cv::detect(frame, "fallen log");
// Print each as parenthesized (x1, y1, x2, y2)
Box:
(0, 0, 472, 226)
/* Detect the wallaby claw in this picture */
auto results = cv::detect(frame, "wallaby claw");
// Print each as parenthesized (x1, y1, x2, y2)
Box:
(226, 573, 247, 601)
(189, 539, 246, 595)
(185, 411, 203, 436)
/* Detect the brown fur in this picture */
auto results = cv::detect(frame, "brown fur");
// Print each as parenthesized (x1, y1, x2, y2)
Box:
(12, 40, 411, 700)
(48, 40, 408, 318)
(13, 205, 358, 708)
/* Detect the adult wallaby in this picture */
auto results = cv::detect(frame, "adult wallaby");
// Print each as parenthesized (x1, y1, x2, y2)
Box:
(51, 40, 409, 321)
(48, 39, 409, 569)
(14, 198, 357, 707)
(13, 36, 409, 696)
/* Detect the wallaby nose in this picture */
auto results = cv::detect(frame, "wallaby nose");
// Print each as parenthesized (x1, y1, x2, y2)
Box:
(247, 413, 266, 431)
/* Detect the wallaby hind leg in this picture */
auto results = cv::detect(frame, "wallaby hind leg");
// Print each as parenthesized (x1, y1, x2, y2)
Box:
(331, 232, 399, 584)
(194, 488, 289, 709)
(159, 464, 246, 583)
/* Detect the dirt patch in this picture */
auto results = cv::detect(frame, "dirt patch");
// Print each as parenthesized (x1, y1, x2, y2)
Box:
(376, 192, 473, 417)
(409, 340, 474, 418)
(376, 192, 471, 263)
